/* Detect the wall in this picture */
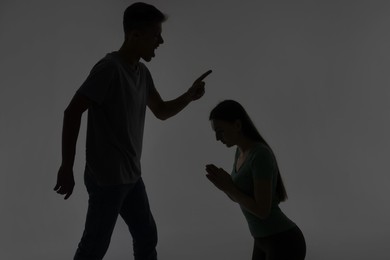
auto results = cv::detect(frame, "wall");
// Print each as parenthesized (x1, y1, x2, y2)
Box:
(1, 1, 389, 259)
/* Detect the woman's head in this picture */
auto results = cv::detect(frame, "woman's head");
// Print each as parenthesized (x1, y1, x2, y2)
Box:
(209, 100, 288, 202)
(209, 100, 265, 147)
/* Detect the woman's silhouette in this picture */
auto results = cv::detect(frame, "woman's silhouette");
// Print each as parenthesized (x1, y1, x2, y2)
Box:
(205, 100, 306, 260)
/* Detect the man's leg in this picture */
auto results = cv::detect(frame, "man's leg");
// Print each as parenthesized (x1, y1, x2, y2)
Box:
(74, 173, 133, 260)
(120, 178, 158, 260)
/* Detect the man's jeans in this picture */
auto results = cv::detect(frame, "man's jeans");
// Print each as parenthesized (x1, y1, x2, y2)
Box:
(74, 172, 158, 260)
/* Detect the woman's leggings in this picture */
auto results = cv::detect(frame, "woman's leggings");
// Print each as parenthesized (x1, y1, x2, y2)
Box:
(252, 226, 306, 260)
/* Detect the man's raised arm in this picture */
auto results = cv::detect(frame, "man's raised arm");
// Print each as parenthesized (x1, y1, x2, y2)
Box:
(148, 70, 212, 120)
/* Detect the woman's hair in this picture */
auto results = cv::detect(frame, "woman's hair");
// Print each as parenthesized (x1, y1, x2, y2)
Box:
(123, 2, 167, 33)
(209, 100, 288, 203)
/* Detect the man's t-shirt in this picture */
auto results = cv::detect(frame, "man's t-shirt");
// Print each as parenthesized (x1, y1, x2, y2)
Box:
(231, 143, 296, 238)
(77, 52, 154, 185)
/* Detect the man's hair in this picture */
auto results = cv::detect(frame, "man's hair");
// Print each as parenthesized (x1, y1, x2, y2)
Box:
(123, 2, 167, 33)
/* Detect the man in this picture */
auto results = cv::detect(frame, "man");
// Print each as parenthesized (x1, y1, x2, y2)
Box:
(54, 2, 212, 260)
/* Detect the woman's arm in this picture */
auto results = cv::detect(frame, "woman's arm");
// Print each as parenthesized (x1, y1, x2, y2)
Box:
(227, 178, 272, 219)
(205, 164, 272, 220)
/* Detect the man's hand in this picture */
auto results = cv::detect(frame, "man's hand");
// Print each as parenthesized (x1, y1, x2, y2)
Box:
(187, 70, 212, 101)
(54, 166, 75, 200)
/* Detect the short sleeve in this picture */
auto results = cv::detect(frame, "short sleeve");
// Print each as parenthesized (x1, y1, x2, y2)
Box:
(77, 59, 117, 105)
(250, 146, 276, 180)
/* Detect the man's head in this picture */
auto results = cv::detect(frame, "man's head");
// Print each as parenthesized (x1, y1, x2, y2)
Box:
(122, 2, 167, 62)
(123, 2, 167, 33)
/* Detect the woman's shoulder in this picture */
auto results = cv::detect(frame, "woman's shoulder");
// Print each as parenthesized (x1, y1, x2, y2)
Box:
(250, 143, 276, 163)
(252, 143, 272, 155)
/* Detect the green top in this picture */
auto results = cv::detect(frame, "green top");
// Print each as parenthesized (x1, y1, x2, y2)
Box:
(231, 143, 296, 238)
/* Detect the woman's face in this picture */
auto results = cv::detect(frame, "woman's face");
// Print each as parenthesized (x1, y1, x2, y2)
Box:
(211, 119, 241, 147)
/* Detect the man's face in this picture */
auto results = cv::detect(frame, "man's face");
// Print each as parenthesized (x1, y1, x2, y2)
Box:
(137, 23, 164, 62)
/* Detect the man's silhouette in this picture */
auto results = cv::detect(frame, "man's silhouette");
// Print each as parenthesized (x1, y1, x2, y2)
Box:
(54, 3, 211, 259)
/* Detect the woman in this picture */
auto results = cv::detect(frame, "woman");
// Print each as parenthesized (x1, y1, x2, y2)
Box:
(205, 100, 306, 260)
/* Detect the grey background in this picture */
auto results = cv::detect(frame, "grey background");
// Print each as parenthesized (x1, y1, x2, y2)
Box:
(1, 0, 389, 259)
